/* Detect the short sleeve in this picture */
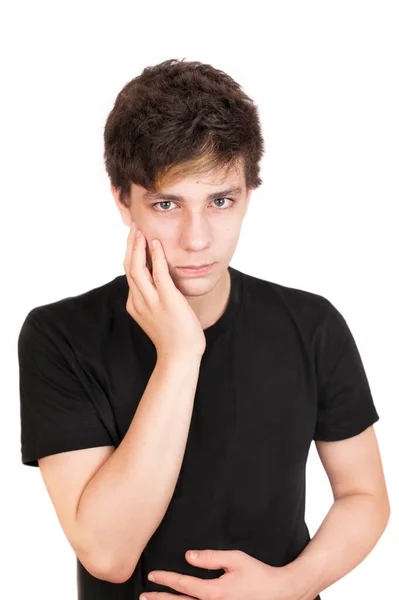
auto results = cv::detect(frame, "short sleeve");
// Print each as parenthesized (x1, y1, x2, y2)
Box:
(313, 300, 380, 441)
(18, 309, 115, 467)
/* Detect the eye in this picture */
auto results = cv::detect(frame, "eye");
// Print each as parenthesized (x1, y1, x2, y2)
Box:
(150, 198, 236, 212)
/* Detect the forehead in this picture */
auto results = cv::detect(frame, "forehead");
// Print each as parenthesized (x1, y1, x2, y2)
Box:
(141, 161, 246, 202)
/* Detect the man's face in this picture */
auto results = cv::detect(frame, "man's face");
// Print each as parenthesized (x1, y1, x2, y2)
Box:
(112, 160, 252, 297)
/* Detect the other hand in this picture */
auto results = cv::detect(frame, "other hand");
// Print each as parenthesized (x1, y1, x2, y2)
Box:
(140, 548, 303, 600)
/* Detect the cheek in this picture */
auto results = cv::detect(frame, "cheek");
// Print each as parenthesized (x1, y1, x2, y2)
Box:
(221, 224, 241, 242)
(225, 230, 242, 255)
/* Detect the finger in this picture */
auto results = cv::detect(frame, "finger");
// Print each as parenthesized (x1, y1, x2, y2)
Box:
(151, 238, 180, 300)
(130, 228, 159, 305)
(148, 572, 213, 600)
(123, 223, 136, 274)
(136, 230, 157, 288)
(141, 594, 195, 600)
(124, 224, 145, 307)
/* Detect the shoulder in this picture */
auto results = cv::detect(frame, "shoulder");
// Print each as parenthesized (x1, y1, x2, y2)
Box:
(19, 274, 126, 347)
(239, 268, 334, 334)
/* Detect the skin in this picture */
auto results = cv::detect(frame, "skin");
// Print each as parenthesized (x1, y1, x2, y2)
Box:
(111, 158, 253, 331)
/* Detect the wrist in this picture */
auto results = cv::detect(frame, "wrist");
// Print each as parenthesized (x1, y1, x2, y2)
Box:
(156, 352, 203, 367)
(282, 556, 319, 600)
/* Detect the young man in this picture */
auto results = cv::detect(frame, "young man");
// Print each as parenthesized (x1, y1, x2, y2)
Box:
(18, 58, 390, 600)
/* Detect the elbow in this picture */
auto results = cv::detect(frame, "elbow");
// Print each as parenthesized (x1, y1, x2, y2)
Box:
(74, 531, 143, 584)
(85, 554, 138, 585)
(77, 551, 129, 584)
(106, 560, 138, 584)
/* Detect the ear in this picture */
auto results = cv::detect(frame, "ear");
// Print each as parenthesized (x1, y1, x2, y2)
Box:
(110, 183, 132, 227)
(110, 183, 119, 206)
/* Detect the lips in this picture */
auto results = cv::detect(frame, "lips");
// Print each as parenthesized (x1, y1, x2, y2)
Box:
(179, 264, 210, 269)
(177, 263, 215, 276)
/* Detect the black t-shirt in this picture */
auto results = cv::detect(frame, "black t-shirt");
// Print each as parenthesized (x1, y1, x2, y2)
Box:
(18, 265, 380, 600)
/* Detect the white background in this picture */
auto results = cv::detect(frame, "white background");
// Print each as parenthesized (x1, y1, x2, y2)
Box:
(2, 1, 397, 598)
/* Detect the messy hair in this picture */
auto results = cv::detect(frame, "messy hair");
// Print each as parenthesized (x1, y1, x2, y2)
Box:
(103, 58, 265, 208)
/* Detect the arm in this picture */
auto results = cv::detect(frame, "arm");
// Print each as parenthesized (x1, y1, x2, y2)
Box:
(75, 354, 202, 583)
(285, 426, 391, 600)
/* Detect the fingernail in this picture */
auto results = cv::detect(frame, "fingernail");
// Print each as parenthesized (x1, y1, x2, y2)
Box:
(136, 229, 142, 238)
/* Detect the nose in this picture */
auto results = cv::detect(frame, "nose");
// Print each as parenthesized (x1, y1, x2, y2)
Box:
(179, 216, 212, 251)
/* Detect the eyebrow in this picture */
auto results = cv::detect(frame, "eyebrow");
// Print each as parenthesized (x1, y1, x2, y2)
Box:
(142, 185, 243, 203)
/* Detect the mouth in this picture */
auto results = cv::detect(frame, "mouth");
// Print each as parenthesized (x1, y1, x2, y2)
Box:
(178, 263, 211, 269)
(176, 263, 215, 276)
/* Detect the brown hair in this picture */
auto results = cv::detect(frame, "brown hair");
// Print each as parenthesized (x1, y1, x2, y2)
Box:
(103, 58, 265, 208)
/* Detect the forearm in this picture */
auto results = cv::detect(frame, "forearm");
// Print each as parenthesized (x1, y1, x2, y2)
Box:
(75, 355, 201, 581)
(285, 493, 390, 600)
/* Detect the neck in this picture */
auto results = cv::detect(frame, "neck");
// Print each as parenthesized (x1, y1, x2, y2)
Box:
(187, 268, 231, 331)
